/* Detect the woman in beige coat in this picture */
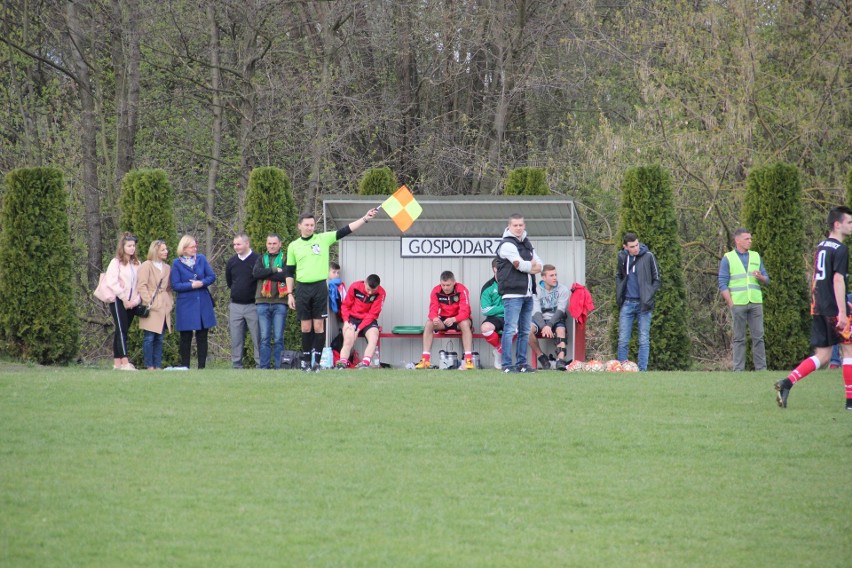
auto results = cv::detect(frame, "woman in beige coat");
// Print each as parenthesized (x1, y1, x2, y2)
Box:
(137, 240, 174, 370)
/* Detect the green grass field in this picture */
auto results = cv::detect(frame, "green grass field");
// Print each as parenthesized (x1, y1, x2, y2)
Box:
(1, 363, 849, 567)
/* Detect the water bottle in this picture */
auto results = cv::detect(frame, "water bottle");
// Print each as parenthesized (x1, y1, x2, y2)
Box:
(448, 351, 459, 370)
(471, 351, 481, 369)
(319, 347, 333, 369)
(439, 350, 448, 369)
(371, 347, 381, 368)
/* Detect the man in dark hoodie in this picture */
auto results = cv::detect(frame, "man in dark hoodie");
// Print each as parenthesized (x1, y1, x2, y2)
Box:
(616, 232, 661, 371)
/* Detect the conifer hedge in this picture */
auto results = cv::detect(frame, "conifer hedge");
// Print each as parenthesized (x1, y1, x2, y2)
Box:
(503, 167, 549, 195)
(358, 167, 397, 196)
(245, 167, 297, 250)
(742, 163, 810, 370)
(118, 169, 179, 367)
(244, 167, 300, 358)
(0, 167, 79, 363)
(610, 165, 690, 370)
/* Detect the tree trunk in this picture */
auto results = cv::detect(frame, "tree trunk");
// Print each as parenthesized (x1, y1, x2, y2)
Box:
(113, 0, 140, 193)
(65, 1, 102, 287)
(207, 4, 222, 247)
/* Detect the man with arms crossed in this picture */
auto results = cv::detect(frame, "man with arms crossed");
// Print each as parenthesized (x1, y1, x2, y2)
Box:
(496, 214, 543, 373)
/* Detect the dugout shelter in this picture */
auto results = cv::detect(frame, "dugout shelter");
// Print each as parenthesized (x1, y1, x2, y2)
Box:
(322, 194, 587, 368)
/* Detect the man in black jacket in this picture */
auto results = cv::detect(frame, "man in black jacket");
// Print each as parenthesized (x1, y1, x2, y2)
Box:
(616, 232, 661, 371)
(225, 233, 260, 368)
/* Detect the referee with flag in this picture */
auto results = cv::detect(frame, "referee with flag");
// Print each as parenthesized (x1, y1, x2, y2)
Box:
(286, 207, 378, 371)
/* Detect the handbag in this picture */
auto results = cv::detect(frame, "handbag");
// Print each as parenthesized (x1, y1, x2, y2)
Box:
(136, 277, 165, 318)
(93, 273, 116, 303)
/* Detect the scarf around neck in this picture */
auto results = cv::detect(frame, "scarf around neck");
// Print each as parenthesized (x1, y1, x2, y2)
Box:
(261, 252, 288, 297)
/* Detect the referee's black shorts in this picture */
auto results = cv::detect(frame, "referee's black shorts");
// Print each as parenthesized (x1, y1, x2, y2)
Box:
(295, 281, 328, 321)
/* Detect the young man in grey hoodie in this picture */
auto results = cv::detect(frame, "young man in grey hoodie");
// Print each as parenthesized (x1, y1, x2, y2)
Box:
(496, 214, 543, 372)
(616, 232, 662, 371)
(530, 264, 571, 369)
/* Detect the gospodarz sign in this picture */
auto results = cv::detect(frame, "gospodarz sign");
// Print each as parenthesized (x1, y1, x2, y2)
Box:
(401, 237, 503, 258)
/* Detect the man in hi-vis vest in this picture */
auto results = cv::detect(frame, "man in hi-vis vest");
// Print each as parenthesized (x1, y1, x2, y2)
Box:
(718, 228, 770, 371)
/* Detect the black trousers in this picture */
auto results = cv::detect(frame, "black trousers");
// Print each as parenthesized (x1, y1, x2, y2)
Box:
(109, 301, 135, 358)
(179, 329, 209, 369)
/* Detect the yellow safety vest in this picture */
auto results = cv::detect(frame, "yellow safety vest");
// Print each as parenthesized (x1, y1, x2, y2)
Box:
(725, 250, 763, 304)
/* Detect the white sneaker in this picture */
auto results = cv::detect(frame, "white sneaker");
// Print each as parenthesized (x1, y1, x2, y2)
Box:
(492, 348, 502, 369)
(119, 364, 138, 371)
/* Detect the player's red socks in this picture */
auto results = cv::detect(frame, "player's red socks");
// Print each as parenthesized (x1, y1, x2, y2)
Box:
(421, 352, 431, 362)
(483, 330, 501, 349)
(843, 358, 852, 401)
(788, 355, 820, 383)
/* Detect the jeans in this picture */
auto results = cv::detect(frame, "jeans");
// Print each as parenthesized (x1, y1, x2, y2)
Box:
(618, 300, 652, 371)
(143, 330, 164, 369)
(501, 296, 534, 370)
(730, 303, 766, 371)
(257, 302, 287, 369)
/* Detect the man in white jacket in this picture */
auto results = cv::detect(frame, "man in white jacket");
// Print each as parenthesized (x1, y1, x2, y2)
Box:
(496, 214, 542, 373)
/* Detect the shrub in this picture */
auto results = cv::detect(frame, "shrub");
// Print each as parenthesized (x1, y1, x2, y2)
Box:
(742, 163, 810, 370)
(0, 167, 79, 363)
(244, 167, 300, 360)
(358, 167, 397, 196)
(503, 167, 550, 195)
(118, 169, 179, 367)
(610, 165, 690, 370)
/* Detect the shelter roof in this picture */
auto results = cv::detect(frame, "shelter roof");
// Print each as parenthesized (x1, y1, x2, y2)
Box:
(321, 194, 585, 238)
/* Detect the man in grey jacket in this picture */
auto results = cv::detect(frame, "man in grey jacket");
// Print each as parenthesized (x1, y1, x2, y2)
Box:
(529, 264, 571, 370)
(616, 232, 661, 371)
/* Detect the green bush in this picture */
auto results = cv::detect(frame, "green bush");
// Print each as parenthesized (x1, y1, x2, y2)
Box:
(742, 163, 810, 370)
(244, 167, 300, 359)
(610, 165, 690, 370)
(503, 167, 550, 195)
(0, 167, 79, 363)
(358, 167, 397, 196)
(118, 169, 179, 367)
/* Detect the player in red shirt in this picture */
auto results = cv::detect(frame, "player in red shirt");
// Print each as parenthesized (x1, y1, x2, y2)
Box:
(336, 274, 385, 369)
(415, 270, 474, 370)
(776, 206, 852, 410)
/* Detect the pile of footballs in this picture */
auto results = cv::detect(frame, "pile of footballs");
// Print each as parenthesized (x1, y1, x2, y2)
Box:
(564, 359, 640, 372)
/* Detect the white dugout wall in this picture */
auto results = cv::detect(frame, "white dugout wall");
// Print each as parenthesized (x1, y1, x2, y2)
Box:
(323, 196, 586, 368)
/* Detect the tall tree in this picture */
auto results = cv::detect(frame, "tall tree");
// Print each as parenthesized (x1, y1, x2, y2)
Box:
(244, 166, 299, 350)
(64, 1, 102, 287)
(118, 168, 179, 367)
(612, 165, 690, 370)
(0, 168, 79, 364)
(743, 163, 810, 370)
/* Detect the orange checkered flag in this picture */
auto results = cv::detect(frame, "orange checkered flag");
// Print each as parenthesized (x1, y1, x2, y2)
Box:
(381, 185, 423, 233)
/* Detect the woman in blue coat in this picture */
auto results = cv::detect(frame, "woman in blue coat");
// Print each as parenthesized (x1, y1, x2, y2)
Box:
(171, 235, 217, 368)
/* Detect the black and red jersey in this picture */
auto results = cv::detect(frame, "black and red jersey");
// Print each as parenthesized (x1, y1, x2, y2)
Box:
(427, 282, 472, 321)
(341, 280, 385, 330)
(810, 238, 849, 316)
